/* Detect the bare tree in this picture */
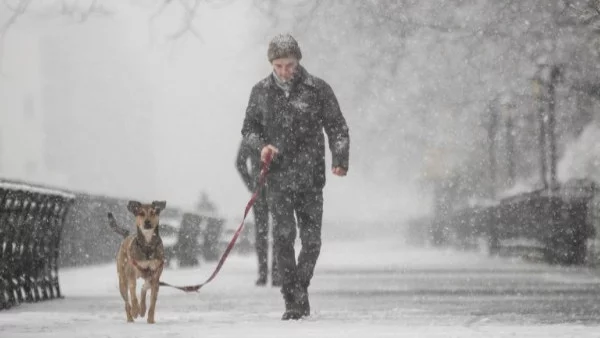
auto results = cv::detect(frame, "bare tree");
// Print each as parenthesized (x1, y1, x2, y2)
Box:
(1, 0, 32, 71)
(0, 0, 236, 69)
(0, 0, 113, 70)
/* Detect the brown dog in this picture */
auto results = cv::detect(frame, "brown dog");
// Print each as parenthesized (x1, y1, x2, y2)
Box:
(107, 200, 166, 324)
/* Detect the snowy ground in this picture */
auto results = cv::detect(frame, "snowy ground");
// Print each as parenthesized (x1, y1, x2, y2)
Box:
(3, 238, 600, 337)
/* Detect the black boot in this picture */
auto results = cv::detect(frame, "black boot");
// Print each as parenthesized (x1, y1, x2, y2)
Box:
(281, 292, 302, 320)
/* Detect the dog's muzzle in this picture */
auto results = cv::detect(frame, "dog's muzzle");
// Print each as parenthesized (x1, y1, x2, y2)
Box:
(144, 221, 152, 229)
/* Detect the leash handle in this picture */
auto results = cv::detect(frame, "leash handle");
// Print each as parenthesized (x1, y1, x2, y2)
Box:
(159, 150, 273, 292)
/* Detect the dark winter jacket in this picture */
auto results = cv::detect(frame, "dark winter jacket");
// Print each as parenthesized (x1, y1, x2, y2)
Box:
(241, 66, 350, 192)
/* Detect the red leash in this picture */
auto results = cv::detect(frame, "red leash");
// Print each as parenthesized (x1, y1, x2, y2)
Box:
(158, 152, 273, 292)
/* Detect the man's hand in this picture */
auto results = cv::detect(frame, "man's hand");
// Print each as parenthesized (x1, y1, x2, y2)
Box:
(332, 167, 347, 177)
(261, 145, 279, 163)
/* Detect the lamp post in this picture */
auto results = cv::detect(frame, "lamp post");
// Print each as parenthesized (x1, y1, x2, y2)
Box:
(499, 95, 516, 188)
(533, 63, 562, 192)
(547, 65, 561, 191)
(487, 101, 498, 199)
(532, 75, 548, 190)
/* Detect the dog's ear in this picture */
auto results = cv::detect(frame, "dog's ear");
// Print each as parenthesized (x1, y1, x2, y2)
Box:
(152, 200, 167, 214)
(127, 201, 142, 215)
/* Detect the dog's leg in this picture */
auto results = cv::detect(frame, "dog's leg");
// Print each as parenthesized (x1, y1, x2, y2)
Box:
(146, 281, 160, 324)
(129, 279, 140, 319)
(119, 273, 134, 322)
(140, 280, 150, 318)
(147, 265, 163, 324)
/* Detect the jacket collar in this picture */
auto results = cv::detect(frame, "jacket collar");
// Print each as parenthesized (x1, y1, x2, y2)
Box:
(267, 65, 316, 90)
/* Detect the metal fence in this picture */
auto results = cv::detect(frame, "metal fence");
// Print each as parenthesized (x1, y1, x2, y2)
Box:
(408, 179, 598, 266)
(0, 180, 75, 310)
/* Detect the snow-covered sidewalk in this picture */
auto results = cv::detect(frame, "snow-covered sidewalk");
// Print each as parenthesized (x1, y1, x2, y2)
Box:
(2, 238, 600, 337)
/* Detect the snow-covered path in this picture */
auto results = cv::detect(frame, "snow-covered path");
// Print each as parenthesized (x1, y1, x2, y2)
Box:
(3, 238, 600, 337)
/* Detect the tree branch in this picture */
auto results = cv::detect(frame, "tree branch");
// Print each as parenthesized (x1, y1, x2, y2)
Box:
(58, 0, 111, 22)
(0, 0, 32, 73)
(168, 0, 202, 40)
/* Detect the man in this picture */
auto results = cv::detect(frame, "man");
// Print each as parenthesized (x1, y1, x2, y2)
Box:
(241, 33, 350, 320)
(235, 139, 280, 287)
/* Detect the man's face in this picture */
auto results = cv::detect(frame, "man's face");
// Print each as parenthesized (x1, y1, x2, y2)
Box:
(272, 57, 298, 82)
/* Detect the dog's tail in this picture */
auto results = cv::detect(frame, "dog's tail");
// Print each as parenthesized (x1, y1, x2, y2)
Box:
(107, 212, 130, 238)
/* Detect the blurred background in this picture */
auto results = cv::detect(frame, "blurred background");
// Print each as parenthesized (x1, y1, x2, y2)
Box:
(2, 0, 600, 261)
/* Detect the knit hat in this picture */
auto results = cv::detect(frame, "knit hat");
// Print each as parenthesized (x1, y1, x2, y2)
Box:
(267, 34, 302, 62)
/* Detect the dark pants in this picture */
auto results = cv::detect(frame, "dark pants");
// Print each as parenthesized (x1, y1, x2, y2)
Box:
(267, 187, 323, 295)
(253, 189, 278, 282)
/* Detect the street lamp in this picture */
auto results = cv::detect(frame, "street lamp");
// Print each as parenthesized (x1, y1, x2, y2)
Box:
(532, 75, 548, 191)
